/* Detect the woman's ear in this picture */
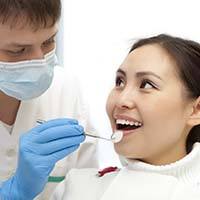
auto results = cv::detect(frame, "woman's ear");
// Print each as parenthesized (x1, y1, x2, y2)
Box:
(187, 96, 200, 127)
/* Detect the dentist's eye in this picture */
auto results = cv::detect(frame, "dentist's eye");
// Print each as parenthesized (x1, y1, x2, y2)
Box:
(115, 76, 125, 88)
(140, 79, 156, 89)
(7, 48, 26, 55)
(42, 38, 55, 47)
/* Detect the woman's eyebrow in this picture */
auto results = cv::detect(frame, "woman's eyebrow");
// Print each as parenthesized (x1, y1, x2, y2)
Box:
(136, 71, 162, 81)
(116, 68, 126, 76)
(117, 69, 163, 82)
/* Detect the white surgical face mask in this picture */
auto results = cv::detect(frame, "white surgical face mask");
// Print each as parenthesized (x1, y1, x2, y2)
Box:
(0, 49, 56, 100)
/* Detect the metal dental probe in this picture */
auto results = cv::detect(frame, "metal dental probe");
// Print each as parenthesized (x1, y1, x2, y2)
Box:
(36, 119, 114, 142)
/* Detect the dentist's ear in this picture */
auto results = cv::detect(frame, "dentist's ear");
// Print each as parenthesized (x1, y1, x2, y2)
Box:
(187, 96, 200, 127)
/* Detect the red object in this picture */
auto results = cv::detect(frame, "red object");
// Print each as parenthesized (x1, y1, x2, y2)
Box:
(97, 166, 119, 177)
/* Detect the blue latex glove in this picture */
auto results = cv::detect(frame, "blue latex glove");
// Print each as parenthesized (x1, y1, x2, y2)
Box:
(0, 118, 85, 200)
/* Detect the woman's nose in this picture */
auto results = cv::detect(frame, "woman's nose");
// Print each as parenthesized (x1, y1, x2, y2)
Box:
(116, 88, 136, 109)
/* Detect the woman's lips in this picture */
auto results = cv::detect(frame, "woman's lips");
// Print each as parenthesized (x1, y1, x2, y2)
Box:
(118, 127, 141, 137)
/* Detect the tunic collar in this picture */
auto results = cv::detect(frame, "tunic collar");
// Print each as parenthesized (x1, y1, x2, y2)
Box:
(122, 143, 200, 184)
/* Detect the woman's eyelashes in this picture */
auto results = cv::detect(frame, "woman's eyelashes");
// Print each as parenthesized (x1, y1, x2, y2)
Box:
(115, 76, 125, 88)
(140, 79, 158, 90)
(115, 76, 158, 90)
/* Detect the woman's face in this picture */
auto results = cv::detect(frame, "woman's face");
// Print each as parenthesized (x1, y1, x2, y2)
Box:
(106, 44, 194, 165)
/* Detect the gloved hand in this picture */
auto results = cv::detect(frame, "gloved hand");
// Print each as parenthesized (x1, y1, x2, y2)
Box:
(0, 118, 85, 200)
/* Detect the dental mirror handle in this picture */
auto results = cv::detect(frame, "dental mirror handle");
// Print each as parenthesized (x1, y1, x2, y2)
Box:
(85, 132, 112, 141)
(36, 119, 112, 142)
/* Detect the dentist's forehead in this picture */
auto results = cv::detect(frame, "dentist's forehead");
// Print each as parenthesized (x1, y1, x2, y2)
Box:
(0, 23, 58, 47)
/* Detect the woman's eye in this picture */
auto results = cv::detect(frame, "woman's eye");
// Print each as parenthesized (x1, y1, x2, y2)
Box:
(140, 79, 156, 89)
(115, 77, 125, 87)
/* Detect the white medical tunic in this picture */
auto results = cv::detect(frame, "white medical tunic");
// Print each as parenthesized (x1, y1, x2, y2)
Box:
(0, 66, 99, 199)
(51, 143, 200, 200)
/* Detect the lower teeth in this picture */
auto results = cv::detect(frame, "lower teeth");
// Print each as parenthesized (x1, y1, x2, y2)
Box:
(121, 126, 139, 130)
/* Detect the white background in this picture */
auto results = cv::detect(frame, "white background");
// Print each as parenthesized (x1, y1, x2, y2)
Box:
(59, 0, 200, 167)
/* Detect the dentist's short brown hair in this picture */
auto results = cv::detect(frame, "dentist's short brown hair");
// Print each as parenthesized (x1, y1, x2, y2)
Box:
(0, 0, 61, 30)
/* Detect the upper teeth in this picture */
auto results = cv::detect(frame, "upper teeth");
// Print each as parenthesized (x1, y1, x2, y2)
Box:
(116, 119, 142, 126)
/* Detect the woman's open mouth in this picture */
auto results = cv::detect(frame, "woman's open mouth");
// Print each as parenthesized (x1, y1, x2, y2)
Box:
(115, 119, 143, 136)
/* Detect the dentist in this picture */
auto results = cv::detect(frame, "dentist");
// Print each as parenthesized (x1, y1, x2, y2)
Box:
(0, 0, 99, 199)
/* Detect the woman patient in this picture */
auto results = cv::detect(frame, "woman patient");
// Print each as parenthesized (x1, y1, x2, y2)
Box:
(51, 34, 200, 200)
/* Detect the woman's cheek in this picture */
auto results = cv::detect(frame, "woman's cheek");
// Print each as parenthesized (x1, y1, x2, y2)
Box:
(106, 91, 115, 116)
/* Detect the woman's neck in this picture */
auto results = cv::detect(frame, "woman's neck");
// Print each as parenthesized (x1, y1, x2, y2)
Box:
(0, 92, 20, 125)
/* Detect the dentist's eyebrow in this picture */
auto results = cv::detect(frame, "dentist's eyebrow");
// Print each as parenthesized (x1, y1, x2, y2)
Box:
(136, 71, 163, 81)
(8, 31, 58, 47)
(43, 31, 58, 43)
